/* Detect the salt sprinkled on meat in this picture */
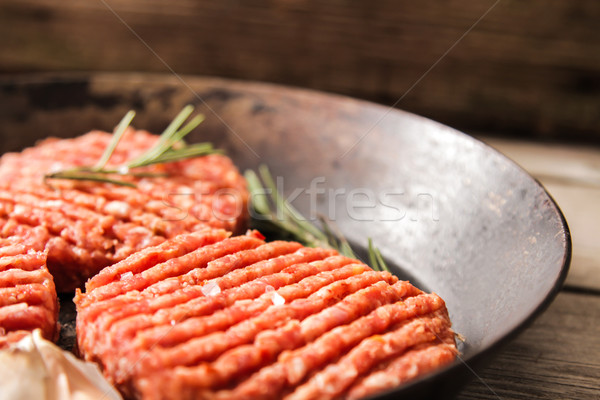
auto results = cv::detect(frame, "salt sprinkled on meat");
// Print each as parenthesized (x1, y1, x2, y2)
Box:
(12, 205, 27, 216)
(104, 201, 132, 218)
(0, 130, 250, 292)
(315, 373, 336, 394)
(117, 166, 129, 175)
(201, 281, 221, 297)
(177, 186, 193, 195)
(271, 291, 286, 306)
(120, 271, 133, 280)
(74, 231, 456, 400)
(264, 284, 285, 305)
(44, 200, 64, 208)
(48, 162, 64, 174)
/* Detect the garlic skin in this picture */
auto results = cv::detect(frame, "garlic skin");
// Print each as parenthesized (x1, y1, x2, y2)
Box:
(0, 329, 122, 400)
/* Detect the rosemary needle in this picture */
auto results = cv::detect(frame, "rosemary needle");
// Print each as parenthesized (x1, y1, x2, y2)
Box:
(127, 106, 198, 168)
(45, 171, 137, 188)
(244, 170, 272, 216)
(45, 106, 220, 187)
(93, 110, 135, 171)
(245, 164, 390, 272)
(257, 165, 328, 243)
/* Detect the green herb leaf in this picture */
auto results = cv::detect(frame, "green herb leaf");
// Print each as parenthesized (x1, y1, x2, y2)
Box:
(44, 106, 220, 187)
(93, 110, 135, 171)
(44, 171, 136, 188)
(245, 170, 271, 216)
(246, 164, 390, 272)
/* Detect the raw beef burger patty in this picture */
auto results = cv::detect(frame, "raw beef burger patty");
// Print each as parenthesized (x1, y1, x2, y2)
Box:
(75, 229, 457, 400)
(0, 226, 59, 348)
(0, 129, 248, 291)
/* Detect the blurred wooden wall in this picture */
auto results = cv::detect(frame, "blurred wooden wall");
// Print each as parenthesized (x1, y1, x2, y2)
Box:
(1, 0, 599, 143)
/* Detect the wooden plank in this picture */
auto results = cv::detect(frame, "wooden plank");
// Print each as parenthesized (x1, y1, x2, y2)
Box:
(481, 137, 600, 292)
(0, 0, 599, 142)
(456, 291, 600, 400)
(481, 138, 600, 187)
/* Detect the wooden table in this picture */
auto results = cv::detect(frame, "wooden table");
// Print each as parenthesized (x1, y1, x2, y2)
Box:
(1, 0, 599, 144)
(455, 138, 600, 400)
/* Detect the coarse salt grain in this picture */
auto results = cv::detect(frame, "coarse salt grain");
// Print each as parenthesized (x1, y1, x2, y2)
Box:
(104, 201, 131, 218)
(48, 162, 64, 174)
(120, 271, 133, 280)
(201, 281, 221, 297)
(271, 291, 285, 306)
(45, 200, 63, 208)
(13, 205, 27, 215)
(117, 166, 130, 175)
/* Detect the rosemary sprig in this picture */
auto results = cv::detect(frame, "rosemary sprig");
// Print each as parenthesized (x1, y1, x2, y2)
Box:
(93, 110, 136, 171)
(43, 106, 390, 273)
(44, 106, 220, 187)
(245, 165, 390, 272)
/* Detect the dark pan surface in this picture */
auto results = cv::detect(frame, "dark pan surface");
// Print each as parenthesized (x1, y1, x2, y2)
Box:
(0, 73, 571, 399)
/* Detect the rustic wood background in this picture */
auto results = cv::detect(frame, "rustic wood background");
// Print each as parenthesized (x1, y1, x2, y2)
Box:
(1, 0, 599, 143)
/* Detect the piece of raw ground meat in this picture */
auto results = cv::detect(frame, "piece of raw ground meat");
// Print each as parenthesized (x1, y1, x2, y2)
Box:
(0, 241, 58, 348)
(0, 129, 249, 291)
(75, 230, 457, 400)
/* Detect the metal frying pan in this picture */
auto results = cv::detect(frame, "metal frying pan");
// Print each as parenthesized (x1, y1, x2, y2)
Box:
(0, 73, 571, 399)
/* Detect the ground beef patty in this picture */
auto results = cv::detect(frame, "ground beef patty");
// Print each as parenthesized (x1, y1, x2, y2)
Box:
(0, 228, 59, 348)
(0, 129, 249, 291)
(75, 229, 457, 400)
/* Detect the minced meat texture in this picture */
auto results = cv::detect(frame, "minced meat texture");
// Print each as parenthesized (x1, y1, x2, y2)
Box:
(0, 129, 249, 291)
(0, 128, 456, 398)
(75, 230, 456, 400)
(0, 244, 58, 348)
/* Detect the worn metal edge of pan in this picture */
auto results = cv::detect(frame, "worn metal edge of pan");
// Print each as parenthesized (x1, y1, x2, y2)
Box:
(366, 189, 571, 400)
(0, 72, 572, 399)
(325, 89, 572, 400)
